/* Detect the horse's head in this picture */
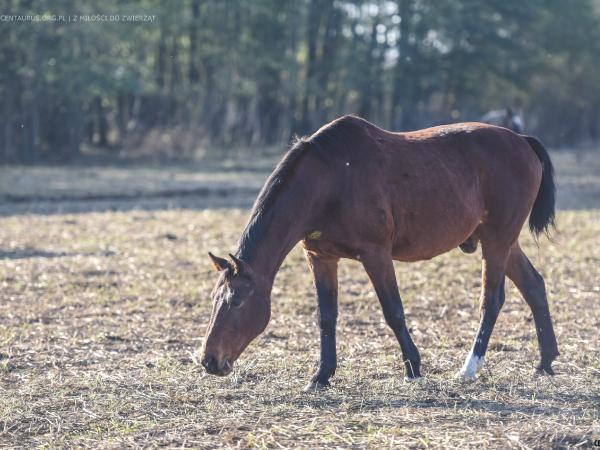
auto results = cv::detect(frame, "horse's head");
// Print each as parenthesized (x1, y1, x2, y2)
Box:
(505, 107, 524, 133)
(201, 252, 270, 376)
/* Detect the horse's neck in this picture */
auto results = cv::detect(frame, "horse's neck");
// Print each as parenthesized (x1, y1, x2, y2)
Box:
(237, 189, 310, 283)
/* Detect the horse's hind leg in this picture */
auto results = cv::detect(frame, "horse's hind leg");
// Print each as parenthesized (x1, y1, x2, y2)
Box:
(506, 243, 559, 374)
(459, 243, 510, 379)
(361, 251, 421, 379)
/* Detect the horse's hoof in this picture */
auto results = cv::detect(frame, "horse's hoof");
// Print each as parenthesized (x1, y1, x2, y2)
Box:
(456, 370, 477, 380)
(403, 362, 421, 379)
(534, 365, 555, 377)
(534, 354, 557, 376)
(457, 354, 484, 380)
(404, 375, 423, 382)
(303, 380, 329, 392)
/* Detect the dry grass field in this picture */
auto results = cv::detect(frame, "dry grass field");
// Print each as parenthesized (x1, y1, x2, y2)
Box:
(0, 152, 598, 448)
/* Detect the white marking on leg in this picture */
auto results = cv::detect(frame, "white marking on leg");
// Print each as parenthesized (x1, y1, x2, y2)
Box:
(458, 352, 485, 379)
(303, 380, 327, 392)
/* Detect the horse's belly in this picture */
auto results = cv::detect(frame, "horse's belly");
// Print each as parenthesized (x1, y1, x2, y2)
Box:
(392, 221, 480, 261)
(391, 197, 484, 262)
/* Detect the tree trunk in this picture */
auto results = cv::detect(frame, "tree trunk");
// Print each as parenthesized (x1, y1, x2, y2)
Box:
(169, 34, 180, 123)
(29, 96, 39, 163)
(156, 23, 167, 90)
(299, 0, 325, 134)
(95, 96, 108, 147)
(2, 75, 15, 164)
(30, 34, 42, 162)
(286, 10, 300, 140)
(314, 0, 338, 124)
(21, 98, 34, 164)
(358, 19, 379, 119)
(117, 92, 128, 146)
(588, 101, 599, 142)
(67, 99, 83, 159)
(391, 0, 414, 130)
(189, 0, 200, 84)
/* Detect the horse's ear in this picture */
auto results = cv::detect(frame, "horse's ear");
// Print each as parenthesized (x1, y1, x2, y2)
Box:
(228, 253, 252, 276)
(208, 252, 230, 272)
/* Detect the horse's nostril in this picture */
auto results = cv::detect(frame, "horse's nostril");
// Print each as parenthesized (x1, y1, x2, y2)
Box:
(202, 355, 217, 373)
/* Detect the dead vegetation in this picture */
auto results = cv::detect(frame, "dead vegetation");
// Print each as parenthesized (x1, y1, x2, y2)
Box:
(0, 152, 598, 448)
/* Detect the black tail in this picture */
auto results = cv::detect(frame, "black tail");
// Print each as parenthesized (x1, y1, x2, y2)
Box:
(524, 136, 556, 237)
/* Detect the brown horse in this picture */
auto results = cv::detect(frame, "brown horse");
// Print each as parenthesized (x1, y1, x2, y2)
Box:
(202, 115, 558, 389)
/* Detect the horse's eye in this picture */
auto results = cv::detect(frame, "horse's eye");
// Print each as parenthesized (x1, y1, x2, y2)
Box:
(229, 296, 244, 309)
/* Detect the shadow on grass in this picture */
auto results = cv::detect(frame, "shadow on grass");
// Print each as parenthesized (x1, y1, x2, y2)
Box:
(0, 248, 116, 260)
(283, 395, 588, 417)
(0, 192, 258, 217)
(268, 379, 595, 418)
(354, 397, 577, 416)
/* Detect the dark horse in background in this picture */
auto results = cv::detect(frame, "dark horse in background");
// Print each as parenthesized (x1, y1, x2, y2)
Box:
(480, 107, 524, 133)
(202, 115, 558, 389)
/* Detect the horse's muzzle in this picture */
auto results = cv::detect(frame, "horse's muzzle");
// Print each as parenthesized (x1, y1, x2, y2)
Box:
(201, 354, 233, 376)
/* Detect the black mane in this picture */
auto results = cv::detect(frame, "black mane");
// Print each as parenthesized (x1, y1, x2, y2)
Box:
(236, 115, 373, 260)
(236, 137, 311, 259)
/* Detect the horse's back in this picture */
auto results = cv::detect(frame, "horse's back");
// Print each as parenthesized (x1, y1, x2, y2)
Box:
(307, 117, 541, 212)
(388, 122, 541, 204)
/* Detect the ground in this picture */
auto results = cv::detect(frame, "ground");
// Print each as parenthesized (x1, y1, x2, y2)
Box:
(0, 152, 598, 448)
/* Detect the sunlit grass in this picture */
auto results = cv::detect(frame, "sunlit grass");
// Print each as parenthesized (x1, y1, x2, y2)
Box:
(0, 206, 597, 448)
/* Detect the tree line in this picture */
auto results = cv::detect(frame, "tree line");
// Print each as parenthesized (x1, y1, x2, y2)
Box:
(1, 0, 599, 163)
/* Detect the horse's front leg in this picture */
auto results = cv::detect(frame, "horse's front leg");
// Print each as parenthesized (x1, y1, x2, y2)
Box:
(361, 249, 421, 379)
(304, 251, 339, 391)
